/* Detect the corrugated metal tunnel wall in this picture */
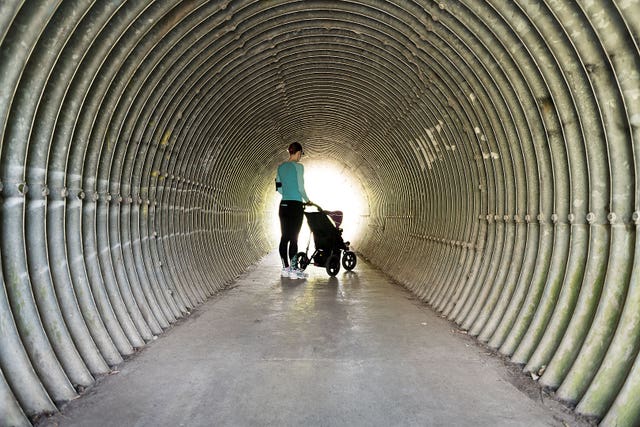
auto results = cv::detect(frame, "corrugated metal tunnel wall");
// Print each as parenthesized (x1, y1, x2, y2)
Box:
(0, 1, 638, 425)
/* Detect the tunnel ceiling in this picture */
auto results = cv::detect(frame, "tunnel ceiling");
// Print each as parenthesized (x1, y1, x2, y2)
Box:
(1, 1, 639, 426)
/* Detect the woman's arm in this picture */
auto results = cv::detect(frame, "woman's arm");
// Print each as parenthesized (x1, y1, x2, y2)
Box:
(275, 167, 283, 195)
(297, 164, 309, 203)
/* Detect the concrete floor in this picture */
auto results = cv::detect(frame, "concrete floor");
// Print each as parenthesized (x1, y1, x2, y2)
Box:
(41, 252, 586, 427)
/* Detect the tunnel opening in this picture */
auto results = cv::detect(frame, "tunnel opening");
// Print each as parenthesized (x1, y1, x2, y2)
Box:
(0, 1, 639, 426)
(266, 157, 369, 248)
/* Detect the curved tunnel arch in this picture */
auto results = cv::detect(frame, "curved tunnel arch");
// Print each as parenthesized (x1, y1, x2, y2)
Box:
(0, 1, 639, 425)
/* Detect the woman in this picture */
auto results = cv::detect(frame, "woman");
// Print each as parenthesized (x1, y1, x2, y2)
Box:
(275, 142, 312, 279)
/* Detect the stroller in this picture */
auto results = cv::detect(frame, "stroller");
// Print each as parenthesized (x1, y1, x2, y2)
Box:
(294, 203, 357, 276)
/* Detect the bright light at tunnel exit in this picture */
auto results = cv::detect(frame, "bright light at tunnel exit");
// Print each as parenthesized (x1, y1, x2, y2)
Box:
(269, 160, 368, 254)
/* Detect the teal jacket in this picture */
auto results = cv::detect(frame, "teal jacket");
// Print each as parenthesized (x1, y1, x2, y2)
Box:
(276, 161, 309, 202)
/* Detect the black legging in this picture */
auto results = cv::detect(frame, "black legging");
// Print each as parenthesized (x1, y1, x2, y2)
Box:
(279, 200, 304, 267)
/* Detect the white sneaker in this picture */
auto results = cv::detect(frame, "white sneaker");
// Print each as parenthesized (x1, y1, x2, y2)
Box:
(290, 268, 308, 279)
(281, 267, 291, 277)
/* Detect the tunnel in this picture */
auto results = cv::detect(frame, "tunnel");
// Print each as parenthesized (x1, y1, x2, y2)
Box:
(1, 1, 639, 425)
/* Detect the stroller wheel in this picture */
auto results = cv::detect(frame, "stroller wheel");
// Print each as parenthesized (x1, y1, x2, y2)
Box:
(326, 253, 341, 276)
(342, 251, 357, 271)
(295, 252, 310, 270)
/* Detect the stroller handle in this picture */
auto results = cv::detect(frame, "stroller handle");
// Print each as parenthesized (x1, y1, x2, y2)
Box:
(304, 201, 323, 212)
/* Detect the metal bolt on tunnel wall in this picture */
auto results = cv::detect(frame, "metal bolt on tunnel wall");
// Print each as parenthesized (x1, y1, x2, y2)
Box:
(0, 1, 639, 426)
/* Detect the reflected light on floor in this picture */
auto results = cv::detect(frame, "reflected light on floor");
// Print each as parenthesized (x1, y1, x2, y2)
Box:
(268, 159, 368, 255)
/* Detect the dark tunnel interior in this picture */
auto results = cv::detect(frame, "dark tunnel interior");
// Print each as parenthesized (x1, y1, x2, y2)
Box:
(0, 1, 639, 426)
